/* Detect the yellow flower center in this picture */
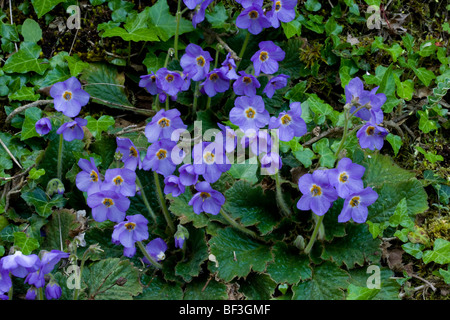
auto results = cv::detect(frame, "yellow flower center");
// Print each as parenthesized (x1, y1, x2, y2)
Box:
(249, 10, 259, 19)
(90, 170, 98, 182)
(196, 56, 206, 67)
(158, 117, 170, 128)
(339, 172, 349, 183)
(113, 176, 124, 186)
(63, 91, 72, 101)
(156, 149, 168, 160)
(245, 107, 256, 119)
(129, 146, 138, 158)
(275, 1, 282, 11)
(102, 198, 114, 208)
(310, 185, 322, 197)
(125, 222, 136, 231)
(350, 196, 360, 207)
(259, 51, 269, 62)
(366, 126, 375, 136)
(200, 192, 211, 200)
(280, 114, 292, 125)
(165, 74, 174, 82)
(203, 151, 215, 164)
(209, 73, 219, 81)
(243, 76, 252, 84)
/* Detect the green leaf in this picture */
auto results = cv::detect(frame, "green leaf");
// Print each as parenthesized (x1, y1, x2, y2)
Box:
(346, 284, 380, 300)
(13, 232, 39, 255)
(80, 63, 133, 109)
(305, 0, 322, 11)
(21, 187, 67, 218)
(208, 227, 273, 282)
(281, 20, 301, 39)
(393, 74, 414, 101)
(388, 198, 414, 229)
(291, 261, 349, 300)
(293, 147, 315, 168)
(266, 242, 312, 284)
(20, 107, 42, 141)
(418, 41, 437, 57)
(28, 168, 45, 180)
(422, 239, 450, 265)
(366, 221, 389, 239)
(137, 275, 183, 300)
(81, 258, 143, 300)
(167, 188, 210, 228)
(312, 138, 337, 168)
(65, 54, 90, 77)
(223, 180, 280, 235)
(412, 67, 436, 87)
(21, 19, 42, 43)
(439, 268, 450, 284)
(347, 267, 401, 300)
(238, 273, 277, 300)
(146, 0, 194, 42)
(417, 110, 438, 134)
(41, 209, 79, 252)
(9, 86, 40, 102)
(85, 115, 115, 140)
(183, 276, 228, 300)
(325, 17, 342, 36)
(321, 224, 381, 268)
(401, 242, 424, 259)
(3, 42, 49, 75)
(31, 0, 65, 18)
(386, 133, 403, 156)
(205, 3, 230, 30)
(227, 160, 259, 184)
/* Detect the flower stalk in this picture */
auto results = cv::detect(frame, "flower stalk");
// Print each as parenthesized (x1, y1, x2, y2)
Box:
(137, 241, 163, 269)
(154, 171, 175, 234)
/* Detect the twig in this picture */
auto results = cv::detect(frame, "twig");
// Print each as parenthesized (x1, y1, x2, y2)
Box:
(410, 274, 437, 292)
(114, 125, 146, 136)
(89, 96, 155, 117)
(4, 177, 25, 212)
(402, 123, 416, 140)
(5, 100, 55, 125)
(303, 127, 344, 147)
(9, 0, 18, 52)
(0, 136, 22, 169)
(384, 120, 404, 138)
(0, 164, 35, 181)
(104, 50, 140, 59)
(214, 34, 241, 61)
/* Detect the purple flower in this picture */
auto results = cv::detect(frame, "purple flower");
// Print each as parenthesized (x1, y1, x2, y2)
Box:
(266, 0, 297, 28)
(144, 108, 187, 144)
(180, 44, 213, 81)
(240, 129, 272, 156)
(178, 164, 199, 186)
(174, 225, 189, 249)
(251, 41, 285, 76)
(235, 0, 263, 8)
(188, 181, 226, 215)
(192, 142, 231, 183)
(112, 214, 149, 257)
(0, 251, 40, 278)
(45, 283, 62, 300)
(101, 168, 136, 197)
(56, 117, 87, 142)
(145, 238, 168, 263)
(116, 137, 142, 171)
(183, 0, 203, 10)
(260, 152, 282, 175)
(155, 68, 184, 97)
(192, 0, 213, 28)
(25, 250, 69, 288)
(263, 74, 289, 98)
(201, 68, 230, 97)
(0, 265, 12, 294)
(297, 170, 338, 216)
(356, 121, 388, 151)
(230, 95, 270, 132)
(328, 157, 365, 199)
(268, 102, 307, 141)
(220, 53, 239, 80)
(345, 77, 386, 122)
(216, 123, 237, 154)
(236, 4, 271, 35)
(233, 71, 261, 97)
(338, 187, 379, 223)
(35, 118, 52, 135)
(25, 287, 37, 300)
(142, 139, 179, 177)
(50, 77, 90, 118)
(164, 175, 185, 197)
(87, 190, 130, 223)
(139, 72, 159, 95)
(76, 157, 102, 196)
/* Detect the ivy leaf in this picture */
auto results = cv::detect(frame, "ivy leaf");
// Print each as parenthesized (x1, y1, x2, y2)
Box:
(386, 133, 403, 156)
(291, 261, 349, 300)
(21, 187, 66, 218)
(312, 138, 337, 168)
(346, 284, 380, 300)
(20, 107, 42, 141)
(85, 115, 115, 140)
(401, 242, 424, 259)
(439, 268, 450, 284)
(146, 0, 194, 42)
(347, 267, 401, 300)
(65, 54, 90, 77)
(293, 147, 315, 168)
(81, 258, 143, 300)
(388, 198, 414, 229)
(21, 19, 42, 43)
(28, 168, 45, 180)
(227, 161, 259, 184)
(412, 67, 436, 87)
(422, 239, 450, 265)
(9, 86, 40, 102)
(208, 227, 273, 282)
(266, 242, 312, 284)
(3, 42, 49, 75)
(31, 0, 65, 18)
(205, 3, 230, 30)
(393, 74, 414, 101)
(13, 232, 39, 255)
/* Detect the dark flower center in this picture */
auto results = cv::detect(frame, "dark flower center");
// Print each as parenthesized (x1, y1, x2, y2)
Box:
(156, 149, 168, 160)
(63, 91, 72, 101)
(200, 192, 211, 200)
(245, 107, 256, 119)
(129, 146, 138, 158)
(90, 170, 98, 182)
(366, 126, 375, 136)
(243, 76, 252, 84)
(102, 198, 114, 207)
(150, 75, 156, 83)
(249, 10, 259, 19)
(125, 222, 136, 231)
(158, 117, 170, 128)
(113, 176, 124, 186)
(165, 74, 174, 82)
(350, 196, 360, 207)
(275, 1, 282, 11)
(209, 73, 219, 81)
(280, 114, 292, 125)
(196, 56, 206, 67)
(339, 172, 348, 183)
(310, 185, 322, 197)
(259, 51, 269, 62)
